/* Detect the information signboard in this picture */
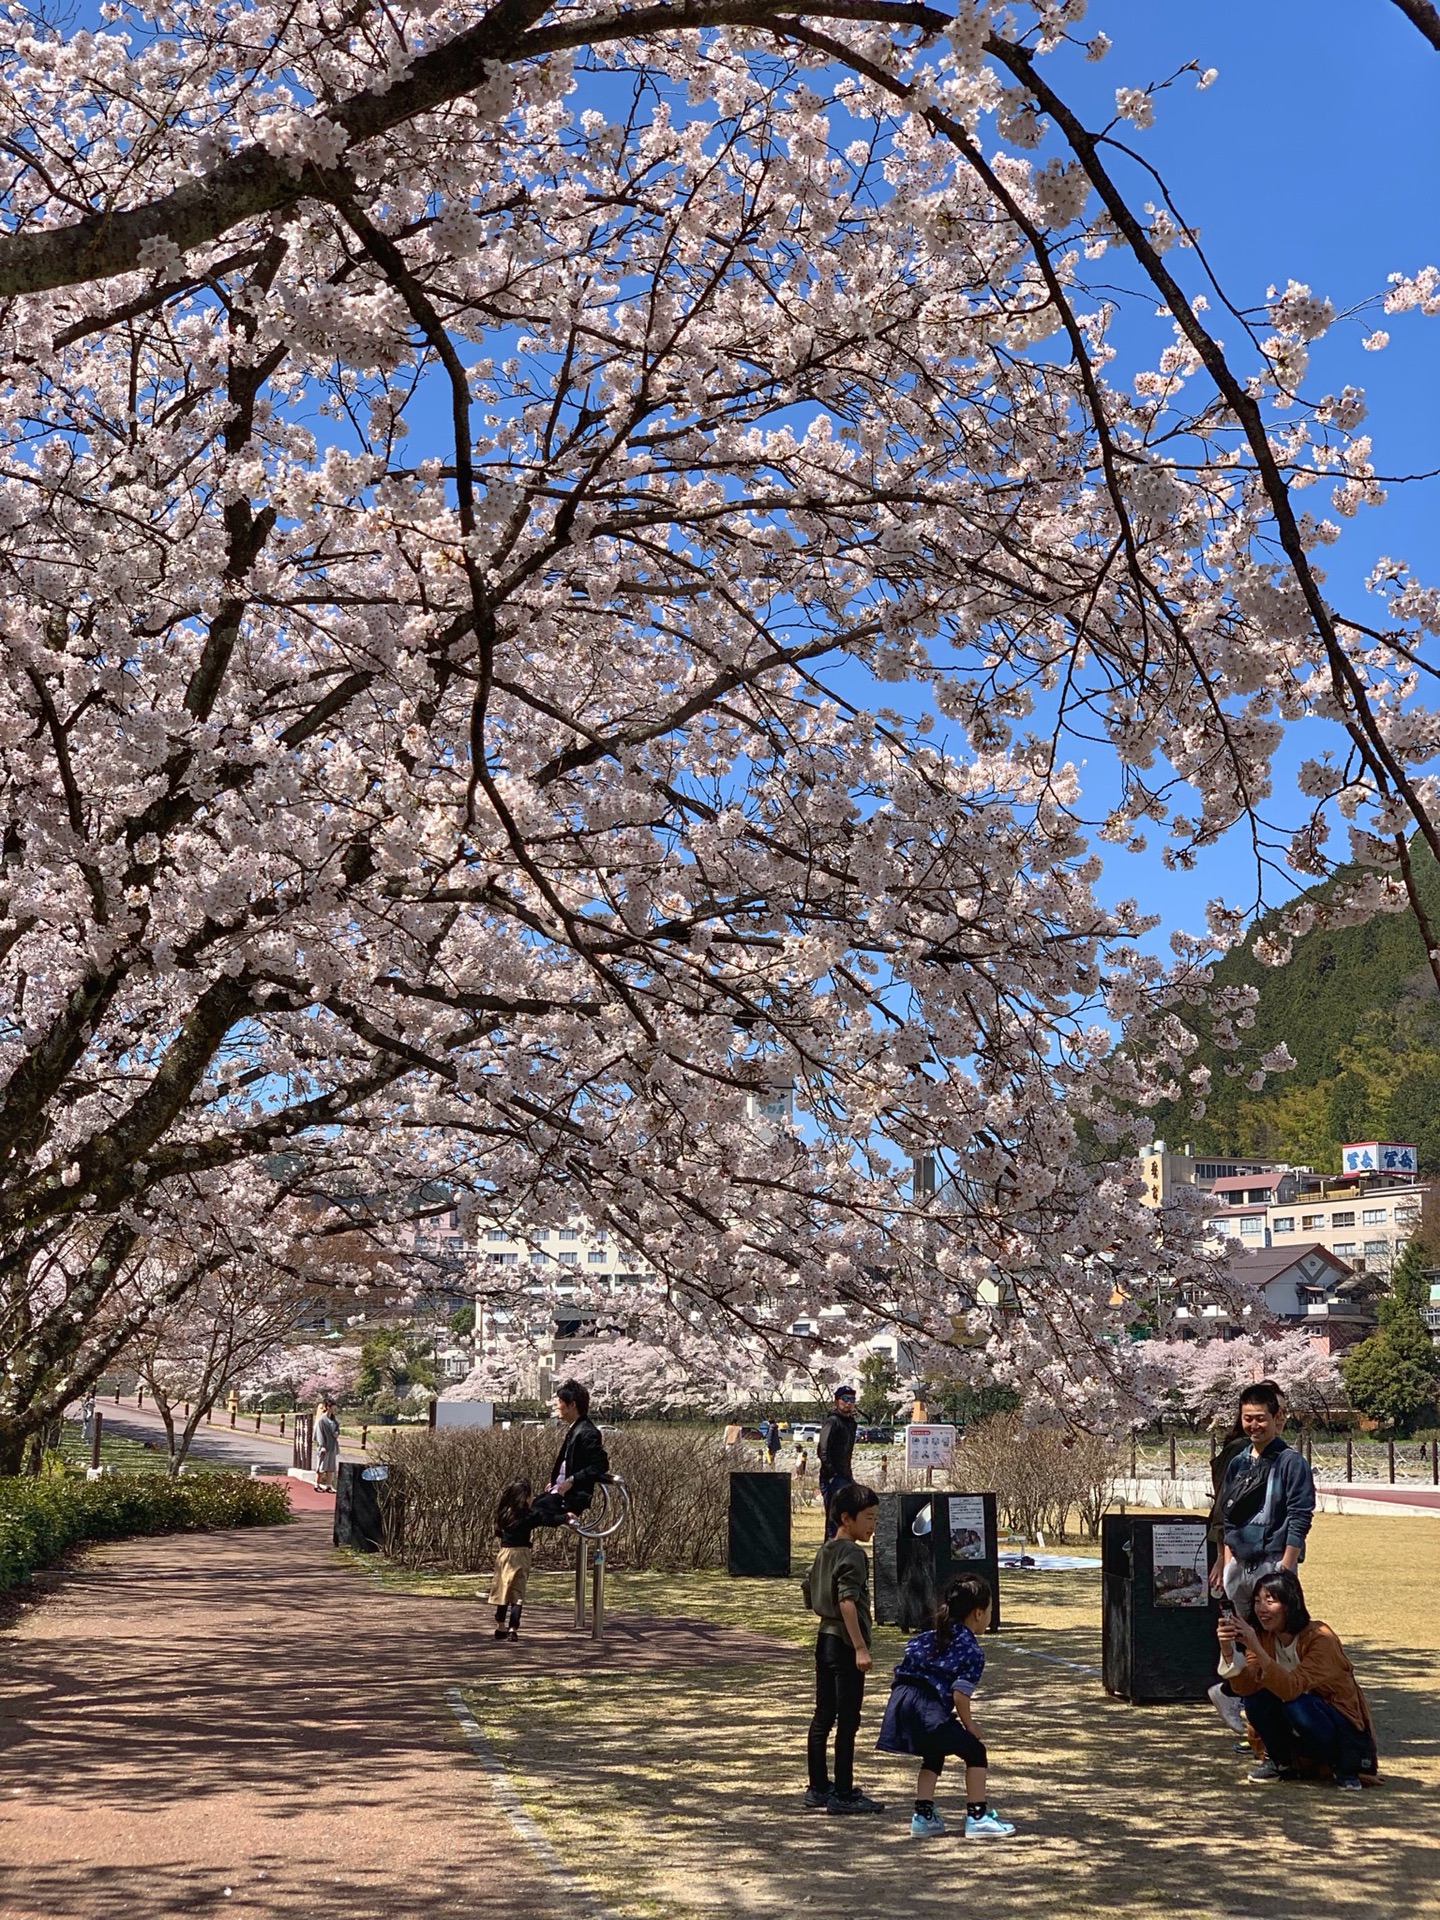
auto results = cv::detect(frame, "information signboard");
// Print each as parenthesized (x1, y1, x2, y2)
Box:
(1150, 1522, 1208, 1608)
(904, 1423, 957, 1471)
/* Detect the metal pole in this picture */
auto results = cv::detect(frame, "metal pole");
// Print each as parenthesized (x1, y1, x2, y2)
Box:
(1388, 1437, 1396, 1485)
(574, 1537, 589, 1629)
(91, 1409, 103, 1471)
(590, 1544, 605, 1643)
(1346, 1438, 1353, 1483)
(280, 1413, 286, 1436)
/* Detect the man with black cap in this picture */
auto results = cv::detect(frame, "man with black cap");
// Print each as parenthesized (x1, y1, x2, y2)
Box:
(818, 1385, 859, 1540)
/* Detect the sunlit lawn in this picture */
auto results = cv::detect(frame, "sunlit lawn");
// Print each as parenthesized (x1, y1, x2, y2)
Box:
(362, 1500, 1440, 1918)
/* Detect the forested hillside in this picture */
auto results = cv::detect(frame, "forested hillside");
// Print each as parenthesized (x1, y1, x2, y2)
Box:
(1148, 848, 1440, 1174)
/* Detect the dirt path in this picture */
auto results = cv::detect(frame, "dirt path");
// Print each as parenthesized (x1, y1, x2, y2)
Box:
(0, 1516, 787, 1920)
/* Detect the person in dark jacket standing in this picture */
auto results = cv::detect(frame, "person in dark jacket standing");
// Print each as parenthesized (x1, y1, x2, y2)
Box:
(818, 1386, 859, 1540)
(530, 1380, 609, 1527)
(1206, 1381, 1314, 1734)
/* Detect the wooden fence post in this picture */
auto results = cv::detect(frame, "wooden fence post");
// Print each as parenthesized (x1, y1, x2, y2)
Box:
(1345, 1438, 1353, 1483)
(1388, 1437, 1396, 1484)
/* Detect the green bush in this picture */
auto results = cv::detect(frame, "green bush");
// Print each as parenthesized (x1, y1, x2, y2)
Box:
(0, 1471, 290, 1591)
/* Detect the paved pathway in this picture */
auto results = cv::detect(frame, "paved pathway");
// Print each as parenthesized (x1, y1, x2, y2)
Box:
(0, 1514, 786, 1920)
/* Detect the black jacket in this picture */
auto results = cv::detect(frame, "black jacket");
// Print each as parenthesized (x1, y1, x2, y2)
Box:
(551, 1416, 609, 1503)
(498, 1505, 539, 1549)
(818, 1410, 857, 1485)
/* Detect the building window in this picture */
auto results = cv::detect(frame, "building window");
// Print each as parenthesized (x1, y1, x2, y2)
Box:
(1394, 1205, 1421, 1225)
(1272, 1216, 1295, 1233)
(1362, 1208, 1387, 1226)
(615, 1272, 641, 1286)
(560, 1228, 580, 1241)
(1238, 1216, 1264, 1237)
(1333, 1242, 1357, 1258)
(1330, 1211, 1355, 1228)
(587, 1250, 608, 1264)
(1364, 1239, 1389, 1260)
(558, 1252, 579, 1265)
(1301, 1213, 1324, 1230)
(487, 1251, 518, 1266)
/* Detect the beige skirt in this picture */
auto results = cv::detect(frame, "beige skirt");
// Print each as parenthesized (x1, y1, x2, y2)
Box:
(490, 1545, 532, 1607)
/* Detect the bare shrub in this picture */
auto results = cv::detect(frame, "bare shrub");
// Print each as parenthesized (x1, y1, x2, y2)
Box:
(371, 1424, 740, 1571)
(950, 1413, 1123, 1542)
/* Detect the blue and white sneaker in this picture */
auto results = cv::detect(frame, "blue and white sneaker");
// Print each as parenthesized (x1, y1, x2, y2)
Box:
(911, 1809, 947, 1838)
(966, 1809, 1016, 1838)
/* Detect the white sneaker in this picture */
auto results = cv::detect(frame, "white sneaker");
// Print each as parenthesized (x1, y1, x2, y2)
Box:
(1208, 1683, 1245, 1737)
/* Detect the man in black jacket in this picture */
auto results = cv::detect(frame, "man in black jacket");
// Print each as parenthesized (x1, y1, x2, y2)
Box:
(818, 1385, 859, 1540)
(530, 1379, 610, 1526)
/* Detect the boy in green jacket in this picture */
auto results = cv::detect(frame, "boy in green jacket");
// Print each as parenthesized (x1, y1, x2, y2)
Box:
(804, 1482, 883, 1814)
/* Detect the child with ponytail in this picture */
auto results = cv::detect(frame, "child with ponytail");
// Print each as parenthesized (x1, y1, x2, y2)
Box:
(876, 1574, 1016, 1839)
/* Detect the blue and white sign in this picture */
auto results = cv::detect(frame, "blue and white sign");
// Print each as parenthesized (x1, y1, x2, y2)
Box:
(1342, 1141, 1418, 1176)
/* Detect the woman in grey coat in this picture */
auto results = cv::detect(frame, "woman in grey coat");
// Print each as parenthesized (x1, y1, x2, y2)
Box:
(315, 1399, 341, 1490)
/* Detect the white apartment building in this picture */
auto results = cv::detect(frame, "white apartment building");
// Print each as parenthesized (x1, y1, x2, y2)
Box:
(1140, 1141, 1430, 1278)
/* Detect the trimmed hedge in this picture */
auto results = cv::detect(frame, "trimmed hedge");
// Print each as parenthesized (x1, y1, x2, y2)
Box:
(0, 1471, 291, 1591)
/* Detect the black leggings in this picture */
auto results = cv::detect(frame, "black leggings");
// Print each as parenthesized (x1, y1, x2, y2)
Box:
(529, 1490, 588, 1528)
(808, 1635, 866, 1796)
(918, 1719, 987, 1775)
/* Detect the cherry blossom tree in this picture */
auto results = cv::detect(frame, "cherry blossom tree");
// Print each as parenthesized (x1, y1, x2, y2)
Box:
(1, 1, 1438, 1464)
(1138, 1332, 1347, 1428)
(125, 1260, 336, 1471)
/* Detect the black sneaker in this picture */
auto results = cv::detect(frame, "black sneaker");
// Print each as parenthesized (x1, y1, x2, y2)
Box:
(492, 1626, 509, 1640)
(827, 1789, 885, 1815)
(803, 1787, 831, 1811)
(506, 1628, 519, 1641)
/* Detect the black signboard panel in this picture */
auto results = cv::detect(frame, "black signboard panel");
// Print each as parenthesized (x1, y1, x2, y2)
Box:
(874, 1490, 1000, 1631)
(728, 1471, 792, 1577)
(334, 1460, 387, 1552)
(1101, 1513, 1218, 1702)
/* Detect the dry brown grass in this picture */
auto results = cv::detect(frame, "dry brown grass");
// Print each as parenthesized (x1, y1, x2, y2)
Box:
(456, 1506, 1440, 1920)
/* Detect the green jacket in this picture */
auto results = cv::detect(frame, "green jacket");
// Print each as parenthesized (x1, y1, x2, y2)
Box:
(806, 1537, 872, 1648)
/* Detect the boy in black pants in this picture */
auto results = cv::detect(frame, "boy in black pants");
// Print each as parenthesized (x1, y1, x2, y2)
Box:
(803, 1482, 883, 1815)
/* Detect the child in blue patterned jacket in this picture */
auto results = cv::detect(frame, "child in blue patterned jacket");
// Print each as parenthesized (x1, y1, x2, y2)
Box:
(876, 1574, 1016, 1839)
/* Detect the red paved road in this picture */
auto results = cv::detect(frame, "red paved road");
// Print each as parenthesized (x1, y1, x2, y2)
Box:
(1317, 1482, 1440, 1511)
(0, 1512, 786, 1920)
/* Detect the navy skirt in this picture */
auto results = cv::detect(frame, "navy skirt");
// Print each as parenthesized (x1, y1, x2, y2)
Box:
(876, 1679, 953, 1756)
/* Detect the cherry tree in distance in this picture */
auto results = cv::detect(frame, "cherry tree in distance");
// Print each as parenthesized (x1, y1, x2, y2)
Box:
(0, 0, 1437, 1465)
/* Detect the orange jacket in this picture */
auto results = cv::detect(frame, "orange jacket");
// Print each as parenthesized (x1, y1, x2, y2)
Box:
(1227, 1620, 1375, 1744)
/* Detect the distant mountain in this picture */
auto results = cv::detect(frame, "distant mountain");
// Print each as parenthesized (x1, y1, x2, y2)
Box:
(1147, 845, 1440, 1174)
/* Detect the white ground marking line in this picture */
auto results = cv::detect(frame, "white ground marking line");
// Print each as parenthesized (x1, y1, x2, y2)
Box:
(445, 1687, 622, 1920)
(992, 1640, 1103, 1678)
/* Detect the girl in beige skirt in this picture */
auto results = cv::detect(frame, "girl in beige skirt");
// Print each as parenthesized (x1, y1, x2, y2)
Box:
(491, 1478, 538, 1640)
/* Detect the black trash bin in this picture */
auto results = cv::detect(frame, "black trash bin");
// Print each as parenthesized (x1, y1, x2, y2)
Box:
(874, 1491, 1000, 1631)
(728, 1471, 792, 1577)
(1102, 1513, 1218, 1702)
(334, 1460, 390, 1552)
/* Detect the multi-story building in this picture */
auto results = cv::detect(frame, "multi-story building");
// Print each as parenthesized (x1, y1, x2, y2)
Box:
(1140, 1141, 1431, 1280)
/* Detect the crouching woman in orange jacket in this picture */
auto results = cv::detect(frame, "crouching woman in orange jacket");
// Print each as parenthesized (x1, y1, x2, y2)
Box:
(1218, 1568, 1378, 1791)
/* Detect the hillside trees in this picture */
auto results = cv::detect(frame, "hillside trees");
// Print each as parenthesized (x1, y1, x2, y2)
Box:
(0, 2, 1439, 1454)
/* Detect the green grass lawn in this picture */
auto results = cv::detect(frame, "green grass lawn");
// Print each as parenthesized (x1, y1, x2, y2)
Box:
(423, 1507, 1440, 1920)
(52, 1420, 235, 1476)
